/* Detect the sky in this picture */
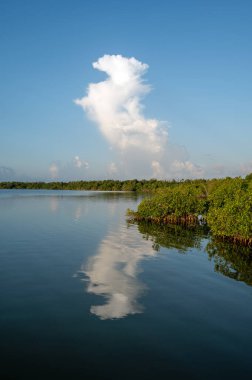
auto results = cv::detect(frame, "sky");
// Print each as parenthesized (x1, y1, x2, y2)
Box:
(1, 0, 252, 181)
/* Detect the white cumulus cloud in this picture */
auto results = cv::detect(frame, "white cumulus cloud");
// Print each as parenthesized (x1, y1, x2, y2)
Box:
(75, 54, 167, 153)
(75, 54, 204, 179)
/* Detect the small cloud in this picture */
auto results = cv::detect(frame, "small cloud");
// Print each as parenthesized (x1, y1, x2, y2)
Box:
(171, 160, 204, 178)
(151, 160, 163, 178)
(48, 158, 90, 181)
(49, 163, 59, 179)
(108, 162, 118, 175)
(74, 155, 89, 169)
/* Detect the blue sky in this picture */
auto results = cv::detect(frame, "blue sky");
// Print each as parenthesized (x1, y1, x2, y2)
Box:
(1, 0, 252, 180)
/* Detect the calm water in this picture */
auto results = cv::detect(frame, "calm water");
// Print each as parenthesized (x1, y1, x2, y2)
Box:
(0, 189, 252, 380)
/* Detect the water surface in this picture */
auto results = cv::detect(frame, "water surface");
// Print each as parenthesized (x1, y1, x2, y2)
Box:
(0, 189, 252, 379)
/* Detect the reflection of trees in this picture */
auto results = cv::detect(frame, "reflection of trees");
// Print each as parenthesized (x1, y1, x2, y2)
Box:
(136, 222, 252, 286)
(81, 192, 140, 202)
(206, 239, 252, 286)
(136, 221, 208, 252)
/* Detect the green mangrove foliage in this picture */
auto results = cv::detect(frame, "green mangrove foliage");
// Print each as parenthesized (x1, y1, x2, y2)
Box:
(206, 178, 252, 245)
(128, 183, 207, 226)
(128, 175, 252, 246)
(0, 179, 178, 192)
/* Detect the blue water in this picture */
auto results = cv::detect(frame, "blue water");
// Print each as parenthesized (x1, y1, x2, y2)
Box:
(0, 189, 252, 379)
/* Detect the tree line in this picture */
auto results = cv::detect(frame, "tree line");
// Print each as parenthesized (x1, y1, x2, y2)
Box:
(0, 179, 179, 192)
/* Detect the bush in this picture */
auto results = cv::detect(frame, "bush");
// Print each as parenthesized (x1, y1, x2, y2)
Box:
(136, 184, 207, 224)
(207, 178, 252, 244)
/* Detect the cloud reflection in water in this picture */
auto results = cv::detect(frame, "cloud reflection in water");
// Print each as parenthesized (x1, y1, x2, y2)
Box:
(80, 225, 156, 320)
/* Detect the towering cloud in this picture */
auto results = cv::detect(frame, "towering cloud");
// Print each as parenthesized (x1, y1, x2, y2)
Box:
(75, 54, 203, 179)
(75, 54, 167, 153)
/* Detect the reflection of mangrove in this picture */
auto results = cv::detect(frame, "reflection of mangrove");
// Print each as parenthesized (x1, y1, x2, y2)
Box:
(206, 239, 252, 286)
(79, 225, 156, 320)
(136, 221, 208, 252)
(136, 222, 252, 286)
(81, 192, 140, 202)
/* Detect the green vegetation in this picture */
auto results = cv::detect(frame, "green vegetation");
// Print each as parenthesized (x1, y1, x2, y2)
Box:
(207, 178, 252, 245)
(129, 183, 207, 225)
(0, 179, 178, 192)
(128, 175, 252, 247)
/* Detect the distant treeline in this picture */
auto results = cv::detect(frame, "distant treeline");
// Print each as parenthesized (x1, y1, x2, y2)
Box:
(128, 173, 252, 247)
(0, 179, 181, 192)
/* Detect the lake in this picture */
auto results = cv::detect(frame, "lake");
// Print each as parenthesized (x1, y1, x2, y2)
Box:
(0, 189, 252, 379)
